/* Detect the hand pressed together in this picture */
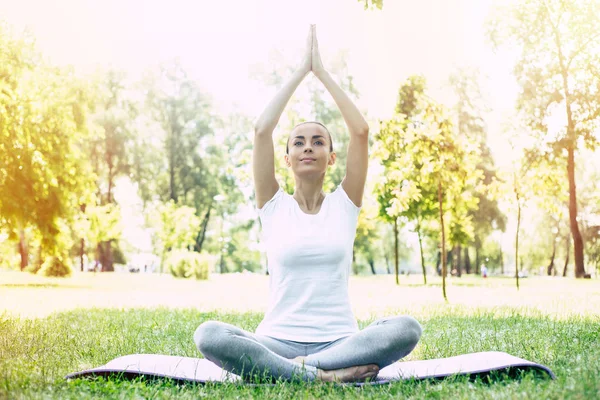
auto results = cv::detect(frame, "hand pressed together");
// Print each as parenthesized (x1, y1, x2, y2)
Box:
(311, 25, 325, 77)
(298, 24, 326, 77)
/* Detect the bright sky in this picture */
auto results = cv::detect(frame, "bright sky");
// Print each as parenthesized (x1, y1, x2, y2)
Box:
(1, 0, 517, 126)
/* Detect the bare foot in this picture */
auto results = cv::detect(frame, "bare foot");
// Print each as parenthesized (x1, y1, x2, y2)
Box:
(317, 364, 379, 383)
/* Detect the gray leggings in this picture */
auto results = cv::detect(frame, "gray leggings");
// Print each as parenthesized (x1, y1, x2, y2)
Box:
(193, 315, 422, 382)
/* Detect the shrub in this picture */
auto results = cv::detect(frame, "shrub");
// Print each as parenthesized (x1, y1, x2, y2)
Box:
(38, 255, 72, 277)
(165, 250, 212, 280)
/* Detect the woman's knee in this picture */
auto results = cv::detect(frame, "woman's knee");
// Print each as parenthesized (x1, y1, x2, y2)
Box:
(380, 315, 422, 351)
(194, 321, 227, 356)
(402, 316, 423, 345)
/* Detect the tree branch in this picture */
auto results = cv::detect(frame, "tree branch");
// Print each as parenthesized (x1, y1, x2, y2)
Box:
(567, 32, 600, 69)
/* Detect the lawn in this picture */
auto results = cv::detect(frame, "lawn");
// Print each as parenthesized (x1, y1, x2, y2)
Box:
(1, 270, 599, 399)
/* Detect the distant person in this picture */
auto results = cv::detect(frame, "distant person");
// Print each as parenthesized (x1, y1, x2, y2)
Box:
(193, 25, 422, 383)
(481, 264, 488, 278)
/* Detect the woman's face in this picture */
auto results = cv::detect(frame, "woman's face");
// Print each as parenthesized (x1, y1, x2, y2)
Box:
(285, 123, 335, 177)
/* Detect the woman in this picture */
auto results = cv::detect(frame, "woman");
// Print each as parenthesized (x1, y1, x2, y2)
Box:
(194, 25, 422, 383)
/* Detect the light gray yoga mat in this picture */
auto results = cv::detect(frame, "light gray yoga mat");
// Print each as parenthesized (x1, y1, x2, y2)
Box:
(66, 351, 555, 385)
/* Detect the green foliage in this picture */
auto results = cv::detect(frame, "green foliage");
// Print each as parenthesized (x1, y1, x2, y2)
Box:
(353, 200, 380, 274)
(488, 0, 600, 277)
(149, 201, 201, 271)
(0, 22, 96, 269)
(38, 255, 72, 277)
(219, 220, 262, 273)
(111, 242, 127, 266)
(88, 69, 137, 205)
(487, 0, 600, 145)
(449, 68, 507, 253)
(165, 250, 211, 280)
(374, 76, 482, 290)
(358, 0, 383, 10)
(479, 237, 503, 272)
(135, 60, 246, 254)
(85, 204, 122, 245)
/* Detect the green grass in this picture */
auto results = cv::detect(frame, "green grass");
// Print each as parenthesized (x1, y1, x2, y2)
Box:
(1, 307, 599, 399)
(1, 272, 599, 398)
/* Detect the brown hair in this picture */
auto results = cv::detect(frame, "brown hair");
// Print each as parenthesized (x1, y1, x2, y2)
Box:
(286, 121, 333, 154)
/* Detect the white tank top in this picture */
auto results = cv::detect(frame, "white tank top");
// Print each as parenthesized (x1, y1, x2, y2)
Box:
(255, 185, 361, 342)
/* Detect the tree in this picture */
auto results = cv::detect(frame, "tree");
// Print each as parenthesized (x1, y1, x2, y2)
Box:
(86, 204, 123, 271)
(374, 76, 432, 285)
(139, 60, 227, 253)
(488, 0, 600, 278)
(375, 76, 481, 297)
(353, 197, 381, 275)
(449, 68, 506, 275)
(417, 101, 481, 298)
(87, 69, 138, 271)
(148, 200, 201, 271)
(0, 23, 95, 271)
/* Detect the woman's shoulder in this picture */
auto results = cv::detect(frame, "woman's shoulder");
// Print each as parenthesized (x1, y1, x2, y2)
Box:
(257, 187, 294, 216)
(330, 184, 361, 212)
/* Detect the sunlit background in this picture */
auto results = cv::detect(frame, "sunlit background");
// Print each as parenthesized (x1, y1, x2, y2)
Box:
(1, 0, 599, 284)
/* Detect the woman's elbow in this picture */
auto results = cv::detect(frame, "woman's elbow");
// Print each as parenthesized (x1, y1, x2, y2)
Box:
(352, 126, 369, 137)
(254, 126, 272, 137)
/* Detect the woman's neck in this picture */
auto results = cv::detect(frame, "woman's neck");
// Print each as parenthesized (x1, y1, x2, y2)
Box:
(293, 179, 326, 212)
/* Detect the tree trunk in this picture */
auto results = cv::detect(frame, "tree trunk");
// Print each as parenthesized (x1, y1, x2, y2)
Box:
(563, 236, 570, 277)
(547, 233, 557, 276)
(168, 119, 177, 202)
(475, 245, 480, 275)
(19, 227, 28, 271)
(566, 146, 585, 277)
(194, 205, 212, 252)
(417, 227, 427, 284)
(100, 241, 114, 272)
(107, 160, 114, 205)
(500, 240, 505, 275)
(80, 238, 85, 272)
(456, 245, 462, 277)
(384, 252, 392, 274)
(515, 200, 521, 290)
(555, 30, 586, 277)
(465, 247, 471, 274)
(368, 258, 376, 275)
(438, 180, 447, 300)
(393, 219, 399, 285)
(554, 30, 585, 278)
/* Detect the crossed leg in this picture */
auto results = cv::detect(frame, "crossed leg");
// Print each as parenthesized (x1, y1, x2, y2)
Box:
(302, 315, 422, 371)
(193, 315, 422, 382)
(194, 321, 318, 382)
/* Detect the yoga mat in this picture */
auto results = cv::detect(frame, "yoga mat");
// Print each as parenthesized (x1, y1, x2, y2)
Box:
(66, 351, 555, 385)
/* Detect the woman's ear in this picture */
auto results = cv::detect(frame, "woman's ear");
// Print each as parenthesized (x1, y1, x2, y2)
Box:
(284, 154, 291, 167)
(328, 152, 337, 166)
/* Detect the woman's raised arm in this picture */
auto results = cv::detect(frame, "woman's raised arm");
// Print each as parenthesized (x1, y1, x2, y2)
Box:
(311, 25, 369, 207)
(253, 27, 312, 209)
